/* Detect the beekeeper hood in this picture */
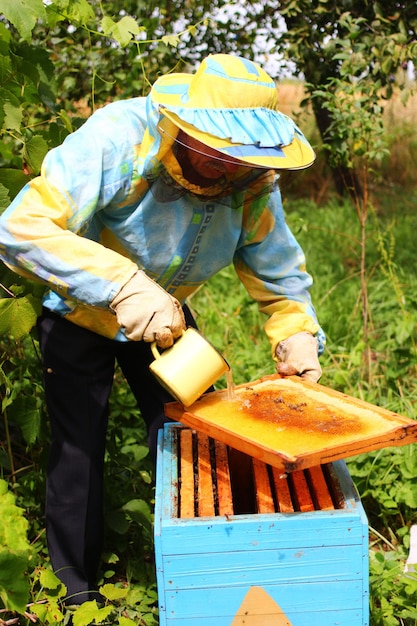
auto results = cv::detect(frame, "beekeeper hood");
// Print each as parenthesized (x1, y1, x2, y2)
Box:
(141, 53, 315, 174)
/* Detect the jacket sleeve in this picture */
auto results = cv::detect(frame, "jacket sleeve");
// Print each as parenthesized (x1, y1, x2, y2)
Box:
(233, 180, 325, 357)
(0, 102, 141, 307)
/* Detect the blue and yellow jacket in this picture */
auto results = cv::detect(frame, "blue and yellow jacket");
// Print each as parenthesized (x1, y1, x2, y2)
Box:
(0, 97, 325, 355)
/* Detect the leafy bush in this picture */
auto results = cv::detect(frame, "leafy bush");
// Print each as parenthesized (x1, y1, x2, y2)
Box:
(0, 479, 32, 613)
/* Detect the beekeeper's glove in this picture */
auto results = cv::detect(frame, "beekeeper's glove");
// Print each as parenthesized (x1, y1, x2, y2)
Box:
(110, 271, 186, 348)
(275, 331, 322, 383)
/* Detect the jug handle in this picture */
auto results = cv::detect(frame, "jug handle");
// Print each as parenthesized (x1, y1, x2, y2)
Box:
(150, 341, 160, 360)
(150, 329, 186, 360)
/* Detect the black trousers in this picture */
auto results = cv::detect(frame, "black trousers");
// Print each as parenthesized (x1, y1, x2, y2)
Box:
(37, 306, 197, 604)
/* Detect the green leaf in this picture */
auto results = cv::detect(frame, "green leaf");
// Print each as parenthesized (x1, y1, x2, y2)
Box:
(48, 0, 95, 27)
(30, 602, 47, 621)
(118, 617, 136, 626)
(396, 483, 417, 508)
(0, 0, 46, 42)
(121, 498, 152, 527)
(104, 552, 119, 565)
(66, 0, 95, 26)
(0, 183, 10, 213)
(101, 16, 143, 48)
(0, 482, 31, 613)
(0, 21, 11, 48)
(8, 396, 41, 445)
(381, 56, 393, 75)
(13, 42, 56, 93)
(2, 97, 23, 132)
(0, 170, 29, 204)
(45, 602, 65, 623)
(32, 600, 64, 623)
(58, 109, 74, 134)
(39, 568, 64, 590)
(0, 551, 30, 613)
(22, 135, 49, 175)
(0, 53, 9, 89)
(0, 497, 29, 551)
(161, 34, 180, 48)
(0, 296, 38, 339)
(101, 16, 117, 36)
(99, 583, 128, 601)
(118, 617, 137, 626)
(72, 600, 113, 626)
(2, 388, 16, 415)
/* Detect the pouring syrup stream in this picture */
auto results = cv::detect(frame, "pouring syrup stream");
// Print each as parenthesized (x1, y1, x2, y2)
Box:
(226, 369, 236, 401)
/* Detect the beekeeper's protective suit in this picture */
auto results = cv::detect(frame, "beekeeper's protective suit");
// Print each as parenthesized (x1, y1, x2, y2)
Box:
(0, 54, 325, 604)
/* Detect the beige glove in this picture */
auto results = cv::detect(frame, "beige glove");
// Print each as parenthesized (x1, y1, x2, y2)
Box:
(110, 271, 186, 348)
(275, 331, 322, 383)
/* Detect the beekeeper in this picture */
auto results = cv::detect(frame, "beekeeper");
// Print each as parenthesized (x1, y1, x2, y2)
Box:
(0, 53, 325, 604)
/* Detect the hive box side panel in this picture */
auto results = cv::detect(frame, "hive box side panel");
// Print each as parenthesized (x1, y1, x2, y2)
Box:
(163, 581, 367, 625)
(155, 426, 180, 626)
(161, 544, 365, 588)
(158, 511, 367, 555)
(163, 612, 362, 626)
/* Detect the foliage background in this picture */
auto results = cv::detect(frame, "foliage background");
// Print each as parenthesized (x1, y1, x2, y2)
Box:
(0, 1, 417, 624)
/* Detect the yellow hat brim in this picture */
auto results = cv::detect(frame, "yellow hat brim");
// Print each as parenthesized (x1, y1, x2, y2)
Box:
(161, 109, 315, 171)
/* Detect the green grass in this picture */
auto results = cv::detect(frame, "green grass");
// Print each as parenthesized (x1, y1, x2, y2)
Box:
(1, 192, 417, 624)
(190, 194, 417, 626)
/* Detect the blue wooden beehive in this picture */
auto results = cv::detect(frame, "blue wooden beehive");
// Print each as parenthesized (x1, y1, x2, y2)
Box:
(154, 423, 369, 626)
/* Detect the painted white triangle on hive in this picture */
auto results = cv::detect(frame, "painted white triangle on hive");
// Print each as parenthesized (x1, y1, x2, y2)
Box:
(230, 586, 293, 625)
